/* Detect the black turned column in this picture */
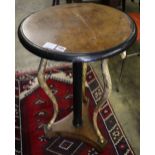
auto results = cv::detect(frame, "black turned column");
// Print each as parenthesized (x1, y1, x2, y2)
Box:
(72, 62, 83, 127)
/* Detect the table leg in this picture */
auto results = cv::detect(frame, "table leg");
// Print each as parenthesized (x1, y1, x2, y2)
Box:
(93, 59, 112, 144)
(72, 62, 83, 127)
(82, 63, 88, 104)
(37, 59, 108, 151)
(72, 62, 88, 127)
(37, 58, 59, 131)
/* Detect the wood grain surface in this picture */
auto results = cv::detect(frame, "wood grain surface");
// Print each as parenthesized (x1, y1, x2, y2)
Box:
(21, 3, 132, 54)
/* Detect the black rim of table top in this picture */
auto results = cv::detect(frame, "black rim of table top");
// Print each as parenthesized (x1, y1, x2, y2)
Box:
(18, 9, 137, 63)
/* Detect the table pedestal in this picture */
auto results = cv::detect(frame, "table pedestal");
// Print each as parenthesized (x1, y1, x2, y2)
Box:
(44, 99, 106, 151)
(37, 59, 112, 152)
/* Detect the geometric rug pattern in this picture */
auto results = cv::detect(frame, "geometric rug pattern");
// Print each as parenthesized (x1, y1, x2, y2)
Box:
(15, 64, 135, 155)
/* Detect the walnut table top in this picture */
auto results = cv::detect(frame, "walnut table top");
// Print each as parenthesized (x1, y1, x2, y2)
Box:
(18, 3, 136, 62)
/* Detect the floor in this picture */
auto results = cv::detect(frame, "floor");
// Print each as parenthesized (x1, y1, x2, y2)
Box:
(15, 0, 140, 154)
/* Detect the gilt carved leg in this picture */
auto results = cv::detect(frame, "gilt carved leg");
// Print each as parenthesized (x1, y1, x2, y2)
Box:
(37, 58, 59, 132)
(82, 62, 88, 104)
(93, 59, 112, 144)
(37, 59, 110, 151)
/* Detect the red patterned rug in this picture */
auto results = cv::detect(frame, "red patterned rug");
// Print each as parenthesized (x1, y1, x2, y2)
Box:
(15, 65, 134, 155)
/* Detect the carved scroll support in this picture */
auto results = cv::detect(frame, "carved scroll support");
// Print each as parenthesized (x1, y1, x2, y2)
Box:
(82, 62, 88, 104)
(93, 59, 112, 144)
(37, 58, 59, 131)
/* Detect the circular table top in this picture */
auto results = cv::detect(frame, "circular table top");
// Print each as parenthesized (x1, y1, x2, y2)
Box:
(18, 3, 136, 62)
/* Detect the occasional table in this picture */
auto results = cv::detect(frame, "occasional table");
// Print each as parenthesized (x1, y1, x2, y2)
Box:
(18, 3, 136, 151)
